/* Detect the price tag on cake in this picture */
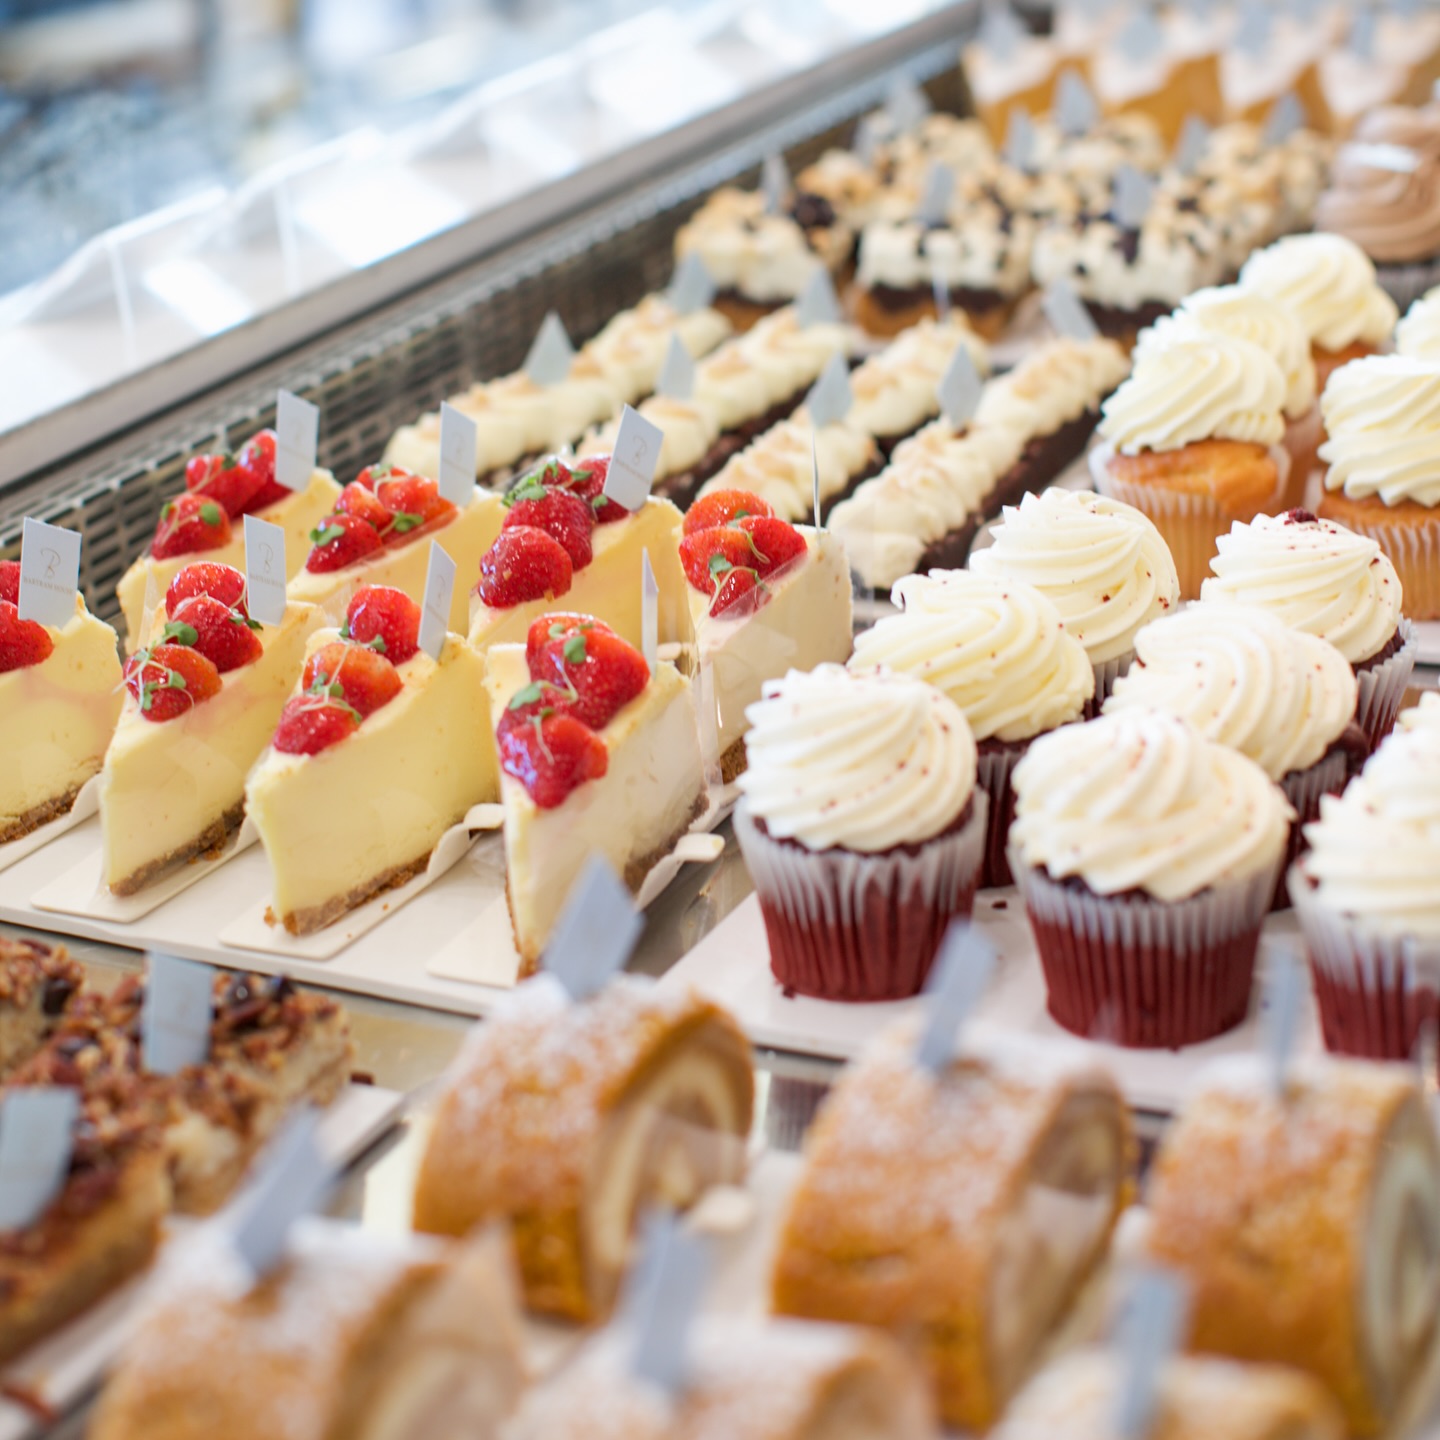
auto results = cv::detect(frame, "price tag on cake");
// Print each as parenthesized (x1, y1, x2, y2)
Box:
(1263, 948, 1305, 1098)
(227, 1108, 334, 1281)
(1113, 165, 1156, 231)
(523, 311, 576, 387)
(142, 952, 214, 1075)
(641, 549, 659, 673)
(242, 515, 287, 627)
(1003, 107, 1037, 172)
(885, 74, 931, 134)
(805, 353, 853, 430)
(418, 541, 457, 661)
(931, 261, 952, 321)
(1174, 115, 1212, 177)
(1263, 91, 1306, 145)
(916, 162, 955, 228)
(1055, 69, 1099, 138)
(1114, 1268, 1191, 1440)
(1350, 7, 1377, 60)
(1234, 5, 1273, 57)
(1042, 279, 1100, 342)
(796, 268, 842, 329)
(761, 153, 790, 217)
(1116, 8, 1163, 63)
(17, 517, 81, 628)
(274, 390, 319, 494)
(656, 333, 696, 401)
(981, 2, 1025, 63)
(668, 253, 716, 316)
(811, 430, 823, 530)
(543, 854, 645, 1002)
(604, 405, 665, 512)
(627, 1212, 711, 1395)
(0, 1088, 78, 1231)
(853, 112, 886, 167)
(938, 343, 984, 429)
(437, 402, 478, 507)
(915, 922, 998, 1074)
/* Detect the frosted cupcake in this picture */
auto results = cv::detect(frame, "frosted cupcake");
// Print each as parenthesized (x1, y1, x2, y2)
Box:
(1291, 726, 1440, 1067)
(969, 486, 1179, 707)
(1103, 603, 1361, 896)
(1010, 709, 1292, 1047)
(734, 665, 985, 1002)
(1092, 331, 1288, 598)
(1318, 355, 1440, 619)
(849, 570, 1092, 887)
(1400, 691, 1440, 733)
(1201, 510, 1415, 751)
(1396, 286, 1440, 359)
(1135, 285, 1320, 507)
(1238, 234, 1399, 391)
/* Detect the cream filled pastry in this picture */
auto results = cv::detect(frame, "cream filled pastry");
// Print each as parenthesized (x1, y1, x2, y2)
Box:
(971, 335, 1131, 442)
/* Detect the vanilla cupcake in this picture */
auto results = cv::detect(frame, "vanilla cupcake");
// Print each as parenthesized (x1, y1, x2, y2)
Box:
(1010, 709, 1292, 1047)
(969, 486, 1180, 705)
(1238, 234, 1399, 390)
(1136, 285, 1320, 507)
(1318, 355, 1440, 619)
(1104, 603, 1360, 895)
(850, 570, 1092, 887)
(1092, 332, 1287, 598)
(1291, 725, 1440, 1068)
(1201, 510, 1415, 750)
(734, 665, 985, 1002)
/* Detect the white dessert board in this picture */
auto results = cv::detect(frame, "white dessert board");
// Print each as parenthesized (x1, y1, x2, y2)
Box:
(1415, 620, 1440, 667)
(0, 1081, 404, 1440)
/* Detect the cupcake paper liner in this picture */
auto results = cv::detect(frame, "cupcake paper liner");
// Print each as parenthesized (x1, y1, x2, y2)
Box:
(735, 793, 988, 1003)
(1011, 851, 1282, 1048)
(976, 743, 1027, 889)
(1375, 258, 1440, 314)
(1274, 748, 1352, 909)
(1290, 861, 1440, 1069)
(1356, 618, 1419, 753)
(1323, 508, 1440, 621)
(1086, 649, 1134, 718)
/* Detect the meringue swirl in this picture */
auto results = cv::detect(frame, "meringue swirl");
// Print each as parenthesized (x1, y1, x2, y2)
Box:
(973, 337, 1131, 437)
(1200, 511, 1403, 665)
(1104, 603, 1358, 781)
(738, 664, 977, 853)
(1320, 355, 1440, 508)
(1099, 332, 1287, 454)
(969, 488, 1181, 665)
(1010, 709, 1294, 901)
(1238, 234, 1398, 352)
(849, 570, 1093, 743)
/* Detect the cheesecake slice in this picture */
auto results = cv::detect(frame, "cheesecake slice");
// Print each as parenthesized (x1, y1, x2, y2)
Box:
(100, 566, 325, 895)
(485, 618, 706, 972)
(115, 430, 339, 650)
(0, 572, 122, 844)
(246, 590, 496, 934)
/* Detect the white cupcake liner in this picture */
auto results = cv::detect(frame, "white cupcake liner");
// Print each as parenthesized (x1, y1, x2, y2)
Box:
(734, 793, 988, 1002)
(1325, 507, 1440, 621)
(1087, 649, 1134, 718)
(1356, 618, 1418, 753)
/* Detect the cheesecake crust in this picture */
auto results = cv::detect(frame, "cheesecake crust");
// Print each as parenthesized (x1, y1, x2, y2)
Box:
(108, 801, 245, 898)
(0, 779, 90, 847)
(718, 737, 749, 785)
(274, 848, 433, 936)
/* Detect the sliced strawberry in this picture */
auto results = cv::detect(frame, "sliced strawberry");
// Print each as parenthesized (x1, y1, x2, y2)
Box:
(710, 567, 767, 618)
(123, 643, 223, 722)
(374, 474, 456, 547)
(355, 462, 407, 492)
(151, 494, 232, 561)
(679, 515, 805, 595)
(237, 431, 292, 512)
(334, 481, 394, 532)
(185, 451, 265, 518)
(164, 594, 263, 673)
(344, 586, 421, 664)
(0, 561, 19, 606)
(304, 514, 383, 574)
(683, 489, 774, 537)
(272, 693, 360, 756)
(302, 641, 402, 718)
(0, 602, 53, 671)
(502, 481, 595, 570)
(497, 701, 608, 809)
(474, 527, 573, 608)
(164, 562, 247, 617)
(526, 615, 648, 731)
(561, 456, 627, 525)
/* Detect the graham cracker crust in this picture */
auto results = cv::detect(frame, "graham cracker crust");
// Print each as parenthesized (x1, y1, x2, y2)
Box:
(108, 801, 245, 898)
(0, 781, 87, 847)
(277, 849, 433, 936)
(718, 737, 749, 785)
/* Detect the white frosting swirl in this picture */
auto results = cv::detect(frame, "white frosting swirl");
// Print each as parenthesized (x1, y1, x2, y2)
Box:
(1395, 288, 1440, 361)
(1320, 355, 1440, 509)
(1400, 691, 1440, 734)
(1099, 332, 1287, 453)
(1104, 603, 1358, 781)
(850, 571, 1092, 742)
(699, 418, 876, 522)
(847, 319, 991, 440)
(674, 189, 823, 303)
(1201, 511, 1403, 665)
(737, 664, 977, 853)
(1238, 234, 1398, 353)
(969, 488, 1181, 666)
(857, 211, 1035, 298)
(1303, 727, 1440, 938)
(973, 337, 1131, 438)
(1010, 709, 1293, 901)
(1136, 285, 1317, 420)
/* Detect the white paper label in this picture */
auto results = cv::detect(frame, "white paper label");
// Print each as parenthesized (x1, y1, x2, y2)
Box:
(805, 352, 853, 429)
(1114, 1269, 1190, 1440)
(931, 261, 952, 320)
(641, 549, 658, 674)
(915, 922, 997, 1073)
(605, 405, 664, 511)
(1263, 91, 1306, 144)
(142, 952, 214, 1075)
(274, 390, 319, 493)
(227, 1107, 334, 1280)
(437, 402, 479, 506)
(1113, 165, 1156, 230)
(418, 541, 456, 661)
(885, 74, 930, 133)
(982, 3, 1025, 62)
(1043, 279, 1100, 341)
(853, 112, 885, 166)
(543, 854, 644, 1001)
(667, 253, 716, 315)
(242, 514, 287, 627)
(1351, 7, 1376, 59)
(938, 343, 984, 429)
(1175, 115, 1212, 176)
(627, 1212, 710, 1395)
(17, 517, 81, 628)
(795, 268, 842, 328)
(1264, 949, 1304, 1097)
(1235, 4, 1272, 55)
(0, 1088, 77, 1232)
(916, 162, 954, 228)
(1117, 8, 1163, 62)
(1055, 68, 1099, 137)
(1003, 107, 1037, 171)
(523, 311, 575, 387)
(761, 153, 790, 216)
(811, 430, 823, 530)
(656, 333, 696, 400)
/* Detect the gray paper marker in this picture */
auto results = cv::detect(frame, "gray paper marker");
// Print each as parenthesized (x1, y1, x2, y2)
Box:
(1264, 948, 1304, 1098)
(142, 952, 214, 1076)
(1113, 165, 1156, 231)
(1117, 9, 1163, 63)
(1263, 91, 1306, 145)
(1114, 1269, 1191, 1440)
(543, 855, 645, 1001)
(1043, 279, 1100, 341)
(641, 550, 658, 674)
(916, 162, 955, 228)
(17, 518, 81, 629)
(0, 1089, 78, 1232)
(762, 154, 790, 216)
(243, 514, 287, 627)
(1175, 115, 1212, 176)
(668, 254, 716, 315)
(812, 431, 822, 530)
(938, 343, 984, 429)
(656, 333, 696, 400)
(627, 1212, 711, 1396)
(915, 922, 998, 1073)
(1055, 69, 1100, 138)
(805, 353, 853, 429)
(796, 269, 842, 328)
(886, 74, 931, 134)
(227, 1107, 334, 1281)
(274, 390, 319, 493)
(1003, 107, 1037, 171)
(523, 312, 575, 387)
(437, 402, 479, 506)
(418, 541, 456, 661)
(604, 405, 664, 512)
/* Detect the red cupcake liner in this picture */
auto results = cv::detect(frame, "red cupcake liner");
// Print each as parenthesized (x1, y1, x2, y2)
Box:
(1273, 748, 1350, 911)
(975, 742, 1026, 890)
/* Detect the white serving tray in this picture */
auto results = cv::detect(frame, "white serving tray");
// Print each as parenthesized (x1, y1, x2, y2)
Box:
(1416, 620, 1440, 668)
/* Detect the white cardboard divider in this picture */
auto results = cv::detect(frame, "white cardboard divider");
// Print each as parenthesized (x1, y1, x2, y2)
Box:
(0, 776, 99, 876)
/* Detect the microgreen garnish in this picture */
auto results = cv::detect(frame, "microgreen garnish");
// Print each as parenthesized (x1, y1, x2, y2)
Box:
(229, 612, 262, 630)
(199, 503, 223, 527)
(161, 621, 199, 646)
(505, 473, 551, 508)
(303, 670, 362, 720)
(510, 681, 546, 709)
(562, 633, 587, 664)
(386, 511, 423, 535)
(366, 465, 394, 485)
(708, 554, 733, 578)
(310, 522, 346, 546)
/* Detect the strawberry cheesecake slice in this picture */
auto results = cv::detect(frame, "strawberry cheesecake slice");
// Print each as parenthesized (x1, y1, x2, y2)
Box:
(115, 430, 340, 650)
(99, 564, 325, 895)
(468, 456, 694, 651)
(288, 463, 505, 631)
(679, 491, 853, 781)
(485, 616, 706, 972)
(246, 587, 496, 933)
(0, 561, 123, 844)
